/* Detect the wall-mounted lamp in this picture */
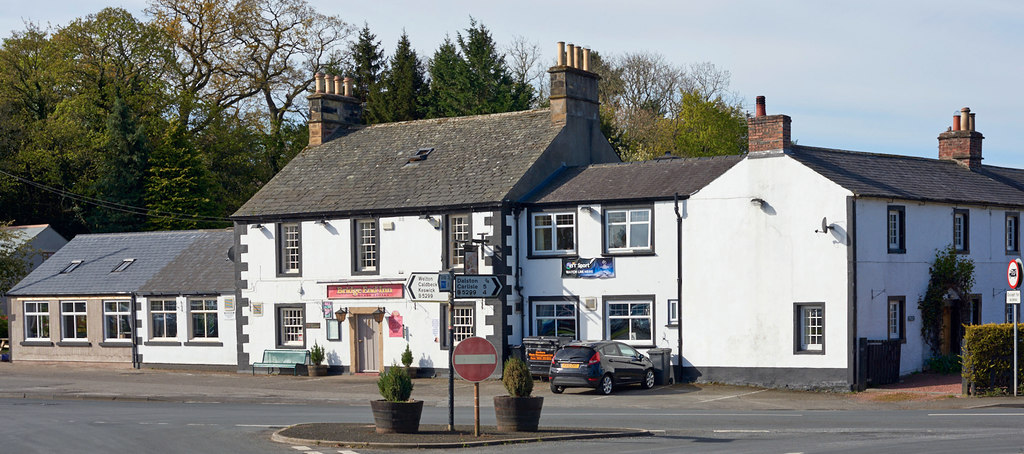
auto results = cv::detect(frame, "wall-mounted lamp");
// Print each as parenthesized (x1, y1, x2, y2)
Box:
(581, 206, 596, 214)
(750, 198, 767, 208)
(419, 214, 441, 229)
(372, 307, 387, 323)
(250, 223, 264, 230)
(315, 219, 328, 225)
(334, 307, 348, 322)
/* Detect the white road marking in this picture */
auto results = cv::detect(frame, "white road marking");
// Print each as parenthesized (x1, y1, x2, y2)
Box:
(545, 412, 802, 417)
(339, 450, 361, 454)
(186, 423, 219, 426)
(929, 413, 1024, 416)
(591, 395, 612, 401)
(714, 429, 770, 433)
(291, 447, 311, 451)
(698, 389, 767, 403)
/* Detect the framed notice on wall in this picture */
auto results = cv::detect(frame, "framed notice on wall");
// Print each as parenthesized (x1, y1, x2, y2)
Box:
(326, 319, 341, 341)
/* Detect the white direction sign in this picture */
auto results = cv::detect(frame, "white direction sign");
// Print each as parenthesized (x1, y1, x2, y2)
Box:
(1008, 290, 1021, 306)
(406, 273, 449, 302)
(454, 275, 504, 298)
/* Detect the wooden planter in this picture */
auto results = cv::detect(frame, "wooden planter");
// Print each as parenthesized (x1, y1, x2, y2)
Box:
(370, 400, 423, 434)
(493, 395, 543, 432)
(307, 364, 328, 377)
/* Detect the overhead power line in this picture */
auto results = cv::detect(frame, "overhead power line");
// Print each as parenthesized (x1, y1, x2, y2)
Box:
(0, 168, 233, 223)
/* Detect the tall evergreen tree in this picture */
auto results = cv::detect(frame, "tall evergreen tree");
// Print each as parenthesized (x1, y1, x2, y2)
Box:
(455, 19, 532, 114)
(87, 97, 151, 232)
(348, 23, 385, 103)
(367, 32, 426, 124)
(425, 37, 469, 118)
(145, 119, 220, 230)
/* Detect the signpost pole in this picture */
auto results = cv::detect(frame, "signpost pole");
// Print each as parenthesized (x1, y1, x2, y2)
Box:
(474, 382, 480, 437)
(447, 288, 455, 431)
(1015, 306, 1018, 397)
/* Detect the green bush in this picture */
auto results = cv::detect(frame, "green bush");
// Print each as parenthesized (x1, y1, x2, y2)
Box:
(378, 363, 414, 402)
(401, 344, 413, 368)
(310, 342, 325, 365)
(925, 353, 961, 375)
(502, 357, 533, 397)
(962, 323, 1024, 394)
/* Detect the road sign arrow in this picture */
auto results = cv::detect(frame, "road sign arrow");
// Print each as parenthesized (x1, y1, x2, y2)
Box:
(454, 275, 504, 298)
(406, 272, 448, 302)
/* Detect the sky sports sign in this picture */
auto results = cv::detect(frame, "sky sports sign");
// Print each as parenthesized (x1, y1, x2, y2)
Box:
(562, 257, 615, 279)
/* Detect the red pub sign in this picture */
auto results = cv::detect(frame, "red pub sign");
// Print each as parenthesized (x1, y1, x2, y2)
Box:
(327, 283, 404, 299)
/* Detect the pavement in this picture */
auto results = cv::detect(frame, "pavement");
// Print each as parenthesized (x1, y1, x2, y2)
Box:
(1, 360, 1020, 411)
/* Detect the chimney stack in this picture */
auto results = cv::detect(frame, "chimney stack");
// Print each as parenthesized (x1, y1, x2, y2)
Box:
(938, 107, 983, 169)
(747, 96, 791, 153)
(308, 72, 362, 146)
(548, 41, 600, 124)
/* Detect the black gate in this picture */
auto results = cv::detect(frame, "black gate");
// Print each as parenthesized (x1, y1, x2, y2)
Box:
(858, 338, 901, 389)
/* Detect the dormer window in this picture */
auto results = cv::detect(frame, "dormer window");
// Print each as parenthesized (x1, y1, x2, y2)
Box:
(111, 259, 135, 273)
(60, 260, 83, 274)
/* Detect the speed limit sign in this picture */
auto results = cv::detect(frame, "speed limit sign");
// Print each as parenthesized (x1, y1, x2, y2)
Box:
(1008, 259, 1023, 289)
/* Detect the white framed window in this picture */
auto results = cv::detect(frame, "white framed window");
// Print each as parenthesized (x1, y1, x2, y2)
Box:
(150, 300, 177, 339)
(533, 300, 577, 337)
(448, 214, 471, 269)
(887, 206, 905, 253)
(103, 300, 132, 340)
(355, 219, 378, 273)
(1006, 213, 1019, 254)
(605, 298, 653, 343)
(189, 298, 218, 339)
(953, 209, 969, 253)
(795, 303, 824, 353)
(605, 208, 652, 253)
(887, 297, 905, 342)
(667, 299, 679, 326)
(24, 302, 50, 340)
(60, 301, 88, 340)
(278, 223, 301, 275)
(532, 212, 575, 255)
(278, 307, 305, 347)
(453, 306, 475, 343)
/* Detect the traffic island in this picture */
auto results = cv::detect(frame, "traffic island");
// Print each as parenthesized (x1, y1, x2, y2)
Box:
(272, 423, 650, 449)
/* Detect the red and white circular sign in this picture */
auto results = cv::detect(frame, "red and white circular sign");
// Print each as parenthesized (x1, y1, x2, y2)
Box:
(1008, 259, 1023, 289)
(452, 336, 498, 382)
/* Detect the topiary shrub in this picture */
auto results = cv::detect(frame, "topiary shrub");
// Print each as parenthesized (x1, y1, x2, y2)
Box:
(310, 342, 325, 365)
(377, 363, 414, 402)
(502, 357, 533, 397)
(962, 323, 1023, 394)
(401, 344, 413, 368)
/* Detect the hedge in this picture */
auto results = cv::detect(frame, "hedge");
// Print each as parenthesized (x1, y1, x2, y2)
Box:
(961, 323, 1024, 394)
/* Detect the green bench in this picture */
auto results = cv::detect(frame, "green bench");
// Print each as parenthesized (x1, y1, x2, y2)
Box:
(252, 349, 310, 375)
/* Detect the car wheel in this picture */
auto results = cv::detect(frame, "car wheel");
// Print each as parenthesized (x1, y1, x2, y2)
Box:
(641, 369, 655, 389)
(598, 374, 614, 395)
(550, 384, 564, 394)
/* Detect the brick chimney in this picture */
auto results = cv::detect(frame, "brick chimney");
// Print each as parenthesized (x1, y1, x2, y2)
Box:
(548, 41, 599, 124)
(747, 96, 791, 153)
(308, 73, 362, 146)
(938, 107, 983, 169)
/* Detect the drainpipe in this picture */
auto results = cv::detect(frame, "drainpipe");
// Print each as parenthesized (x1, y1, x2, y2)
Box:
(674, 193, 683, 381)
(131, 293, 139, 369)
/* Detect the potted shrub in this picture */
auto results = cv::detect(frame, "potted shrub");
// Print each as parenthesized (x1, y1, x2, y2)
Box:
(370, 363, 422, 434)
(494, 357, 543, 432)
(308, 342, 327, 376)
(401, 343, 418, 378)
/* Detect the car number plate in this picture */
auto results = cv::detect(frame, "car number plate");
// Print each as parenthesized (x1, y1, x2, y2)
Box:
(561, 363, 580, 369)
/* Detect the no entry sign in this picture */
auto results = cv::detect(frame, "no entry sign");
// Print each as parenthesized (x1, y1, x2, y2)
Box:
(452, 336, 497, 382)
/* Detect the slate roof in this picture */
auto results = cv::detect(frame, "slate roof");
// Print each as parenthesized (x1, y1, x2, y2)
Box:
(525, 155, 744, 205)
(233, 109, 566, 219)
(788, 145, 1024, 207)
(7, 230, 233, 297)
(139, 230, 235, 295)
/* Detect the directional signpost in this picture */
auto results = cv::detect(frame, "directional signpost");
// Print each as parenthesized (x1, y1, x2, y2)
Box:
(406, 272, 448, 302)
(454, 275, 504, 298)
(452, 336, 498, 436)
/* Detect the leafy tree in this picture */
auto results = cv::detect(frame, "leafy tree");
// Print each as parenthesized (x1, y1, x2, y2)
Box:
(455, 18, 532, 114)
(0, 221, 33, 294)
(367, 32, 426, 124)
(672, 91, 747, 158)
(919, 246, 976, 355)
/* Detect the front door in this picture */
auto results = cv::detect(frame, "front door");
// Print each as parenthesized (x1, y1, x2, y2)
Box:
(356, 314, 380, 372)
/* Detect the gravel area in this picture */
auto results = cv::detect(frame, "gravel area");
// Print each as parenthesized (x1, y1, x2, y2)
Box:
(275, 423, 647, 448)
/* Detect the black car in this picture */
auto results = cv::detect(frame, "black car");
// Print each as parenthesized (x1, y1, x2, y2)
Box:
(548, 340, 655, 395)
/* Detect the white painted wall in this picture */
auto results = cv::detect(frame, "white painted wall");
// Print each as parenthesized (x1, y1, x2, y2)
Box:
(240, 214, 499, 371)
(683, 154, 853, 371)
(136, 294, 238, 366)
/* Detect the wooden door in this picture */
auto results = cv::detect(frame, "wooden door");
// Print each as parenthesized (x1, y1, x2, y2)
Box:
(356, 315, 380, 372)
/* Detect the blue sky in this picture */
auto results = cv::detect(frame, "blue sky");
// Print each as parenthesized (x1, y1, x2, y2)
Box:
(4, 0, 1022, 166)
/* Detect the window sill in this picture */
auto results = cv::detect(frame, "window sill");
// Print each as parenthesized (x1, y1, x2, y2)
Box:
(795, 349, 825, 355)
(526, 253, 578, 260)
(99, 341, 133, 348)
(602, 250, 655, 257)
(887, 249, 906, 254)
(20, 340, 54, 347)
(144, 340, 183, 347)
(57, 341, 92, 347)
(1008, 250, 1020, 256)
(664, 323, 679, 328)
(184, 340, 224, 347)
(276, 272, 303, 278)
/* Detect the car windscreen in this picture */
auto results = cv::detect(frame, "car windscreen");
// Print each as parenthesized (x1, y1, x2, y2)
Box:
(553, 346, 594, 361)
